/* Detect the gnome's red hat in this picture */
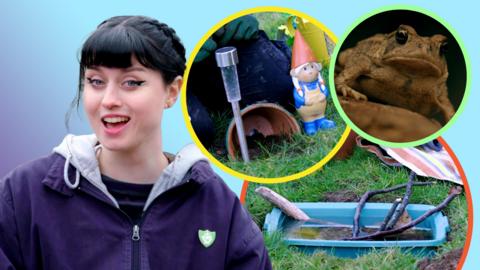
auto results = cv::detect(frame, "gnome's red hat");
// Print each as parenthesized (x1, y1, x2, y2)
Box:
(291, 29, 317, 69)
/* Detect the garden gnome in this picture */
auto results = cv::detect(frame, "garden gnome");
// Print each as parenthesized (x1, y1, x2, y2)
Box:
(290, 30, 335, 135)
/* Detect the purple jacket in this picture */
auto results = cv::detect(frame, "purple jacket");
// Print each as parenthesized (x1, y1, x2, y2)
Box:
(0, 135, 271, 270)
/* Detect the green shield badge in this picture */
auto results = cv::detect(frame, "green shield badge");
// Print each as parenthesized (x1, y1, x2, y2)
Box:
(198, 229, 216, 248)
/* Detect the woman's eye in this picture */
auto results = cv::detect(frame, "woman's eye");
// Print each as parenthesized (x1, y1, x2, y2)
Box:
(86, 78, 104, 87)
(124, 80, 146, 88)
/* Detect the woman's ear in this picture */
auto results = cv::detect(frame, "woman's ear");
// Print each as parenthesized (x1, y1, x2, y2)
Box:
(165, 76, 183, 108)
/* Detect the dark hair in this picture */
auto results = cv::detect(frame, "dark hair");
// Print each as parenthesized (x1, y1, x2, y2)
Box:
(66, 15, 186, 128)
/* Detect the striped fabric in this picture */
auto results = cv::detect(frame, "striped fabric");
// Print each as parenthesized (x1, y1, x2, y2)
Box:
(383, 146, 462, 185)
(355, 137, 462, 185)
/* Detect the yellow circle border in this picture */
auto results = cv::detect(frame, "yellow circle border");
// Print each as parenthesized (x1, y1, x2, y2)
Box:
(181, 6, 350, 184)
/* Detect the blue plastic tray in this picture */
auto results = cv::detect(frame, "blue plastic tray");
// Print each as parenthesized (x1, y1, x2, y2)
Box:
(263, 202, 450, 258)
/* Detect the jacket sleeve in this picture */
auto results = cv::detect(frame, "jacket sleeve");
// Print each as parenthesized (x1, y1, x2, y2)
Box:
(0, 177, 23, 270)
(225, 199, 272, 270)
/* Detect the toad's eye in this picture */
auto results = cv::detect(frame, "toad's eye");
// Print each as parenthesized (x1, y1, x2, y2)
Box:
(396, 29, 408, 45)
(124, 80, 145, 88)
(440, 41, 448, 56)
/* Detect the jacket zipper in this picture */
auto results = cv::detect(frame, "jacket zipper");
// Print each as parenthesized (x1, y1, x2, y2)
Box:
(78, 179, 194, 270)
(129, 185, 189, 270)
(132, 224, 141, 270)
(76, 186, 143, 270)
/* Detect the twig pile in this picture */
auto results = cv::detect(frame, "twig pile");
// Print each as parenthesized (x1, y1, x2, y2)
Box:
(347, 185, 462, 240)
(348, 171, 462, 240)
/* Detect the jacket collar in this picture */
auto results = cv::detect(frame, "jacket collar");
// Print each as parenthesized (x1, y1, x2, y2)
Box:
(41, 153, 75, 196)
(44, 135, 210, 211)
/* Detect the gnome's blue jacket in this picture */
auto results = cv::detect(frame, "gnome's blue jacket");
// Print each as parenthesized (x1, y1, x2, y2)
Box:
(293, 79, 330, 108)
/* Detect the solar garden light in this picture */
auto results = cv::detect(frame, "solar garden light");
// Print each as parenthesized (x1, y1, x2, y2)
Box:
(215, 47, 250, 162)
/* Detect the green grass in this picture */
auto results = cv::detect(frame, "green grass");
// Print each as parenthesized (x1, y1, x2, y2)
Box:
(247, 147, 467, 269)
(263, 235, 421, 270)
(253, 12, 291, 40)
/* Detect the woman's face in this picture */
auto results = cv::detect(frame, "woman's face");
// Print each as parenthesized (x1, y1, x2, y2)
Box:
(83, 57, 181, 152)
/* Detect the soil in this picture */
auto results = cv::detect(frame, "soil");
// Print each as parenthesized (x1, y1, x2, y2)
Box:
(417, 248, 463, 270)
(321, 190, 360, 202)
(321, 188, 407, 203)
(210, 129, 293, 161)
(246, 133, 286, 160)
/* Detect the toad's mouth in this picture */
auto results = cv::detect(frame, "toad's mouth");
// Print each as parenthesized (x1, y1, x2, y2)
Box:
(384, 56, 443, 77)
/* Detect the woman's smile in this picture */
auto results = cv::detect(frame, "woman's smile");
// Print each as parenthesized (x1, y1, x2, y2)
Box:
(101, 114, 131, 136)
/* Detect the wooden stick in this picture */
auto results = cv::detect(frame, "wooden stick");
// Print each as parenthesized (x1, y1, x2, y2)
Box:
(385, 171, 416, 230)
(378, 198, 402, 231)
(255, 186, 310, 221)
(346, 186, 462, 241)
(352, 180, 435, 237)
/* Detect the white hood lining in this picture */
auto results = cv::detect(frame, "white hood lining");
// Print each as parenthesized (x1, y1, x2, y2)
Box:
(53, 134, 208, 211)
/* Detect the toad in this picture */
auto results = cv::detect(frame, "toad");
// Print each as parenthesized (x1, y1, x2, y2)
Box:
(335, 25, 455, 124)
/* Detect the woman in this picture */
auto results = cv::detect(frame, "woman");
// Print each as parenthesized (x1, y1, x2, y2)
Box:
(0, 16, 271, 270)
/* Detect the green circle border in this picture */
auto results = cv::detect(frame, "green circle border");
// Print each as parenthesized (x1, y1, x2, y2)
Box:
(328, 4, 471, 148)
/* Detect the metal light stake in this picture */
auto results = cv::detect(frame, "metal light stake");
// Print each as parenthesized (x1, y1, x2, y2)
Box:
(215, 47, 250, 162)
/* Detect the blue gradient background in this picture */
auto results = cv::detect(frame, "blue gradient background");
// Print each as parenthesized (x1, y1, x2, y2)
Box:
(0, 1, 477, 268)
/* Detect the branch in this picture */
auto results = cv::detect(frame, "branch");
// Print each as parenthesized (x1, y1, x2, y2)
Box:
(352, 180, 434, 237)
(378, 198, 402, 231)
(384, 172, 416, 230)
(255, 186, 310, 221)
(346, 186, 462, 241)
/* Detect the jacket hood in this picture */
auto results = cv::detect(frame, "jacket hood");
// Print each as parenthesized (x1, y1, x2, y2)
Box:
(53, 134, 209, 210)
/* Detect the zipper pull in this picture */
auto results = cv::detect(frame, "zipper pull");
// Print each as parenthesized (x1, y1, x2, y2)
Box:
(132, 225, 140, 241)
